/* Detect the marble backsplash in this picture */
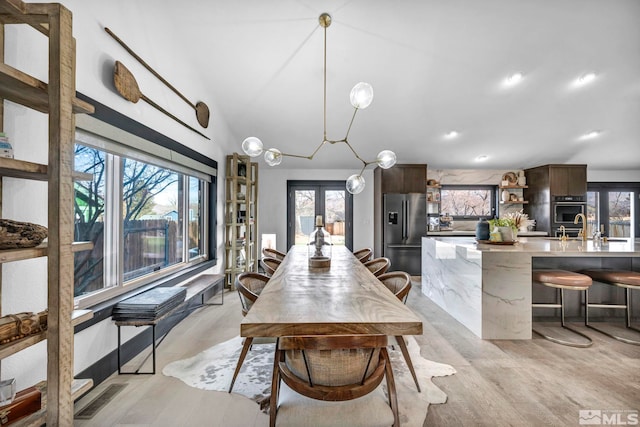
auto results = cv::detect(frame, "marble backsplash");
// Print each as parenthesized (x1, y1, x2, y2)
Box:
(427, 168, 529, 231)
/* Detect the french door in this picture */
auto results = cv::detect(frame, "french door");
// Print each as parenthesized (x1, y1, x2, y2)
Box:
(587, 183, 639, 238)
(287, 181, 353, 250)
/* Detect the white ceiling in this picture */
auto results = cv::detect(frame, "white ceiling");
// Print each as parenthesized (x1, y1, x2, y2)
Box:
(83, 0, 640, 172)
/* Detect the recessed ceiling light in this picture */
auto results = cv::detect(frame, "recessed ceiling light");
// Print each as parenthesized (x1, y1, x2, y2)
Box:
(475, 155, 489, 162)
(578, 130, 602, 141)
(504, 72, 524, 86)
(576, 72, 597, 86)
(444, 131, 459, 139)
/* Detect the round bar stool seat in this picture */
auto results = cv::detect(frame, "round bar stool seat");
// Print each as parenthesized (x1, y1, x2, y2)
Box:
(532, 270, 593, 347)
(582, 269, 640, 345)
(532, 270, 593, 290)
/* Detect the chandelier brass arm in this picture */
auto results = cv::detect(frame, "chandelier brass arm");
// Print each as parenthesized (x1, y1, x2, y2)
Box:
(241, 13, 397, 194)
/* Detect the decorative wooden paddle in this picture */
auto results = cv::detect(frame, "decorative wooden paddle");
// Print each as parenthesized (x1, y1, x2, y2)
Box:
(105, 27, 211, 129)
(113, 61, 210, 140)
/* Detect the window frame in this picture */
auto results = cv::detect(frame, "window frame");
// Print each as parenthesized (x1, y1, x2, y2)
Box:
(73, 94, 217, 310)
(587, 182, 640, 238)
(439, 184, 497, 220)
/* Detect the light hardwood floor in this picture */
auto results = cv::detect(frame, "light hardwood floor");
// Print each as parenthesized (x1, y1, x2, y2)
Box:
(75, 284, 640, 426)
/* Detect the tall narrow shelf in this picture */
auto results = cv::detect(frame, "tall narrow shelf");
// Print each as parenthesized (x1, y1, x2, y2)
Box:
(0, 1, 95, 425)
(224, 153, 258, 290)
(426, 184, 441, 231)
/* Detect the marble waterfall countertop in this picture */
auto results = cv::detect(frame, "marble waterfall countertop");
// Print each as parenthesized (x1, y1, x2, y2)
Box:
(421, 236, 640, 340)
(431, 236, 640, 256)
(427, 230, 548, 237)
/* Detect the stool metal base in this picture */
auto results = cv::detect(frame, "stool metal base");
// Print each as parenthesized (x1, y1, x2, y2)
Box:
(532, 324, 593, 348)
(586, 287, 640, 346)
(532, 287, 593, 348)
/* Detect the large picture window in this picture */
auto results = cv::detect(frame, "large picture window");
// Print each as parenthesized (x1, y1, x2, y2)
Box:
(73, 141, 209, 306)
(440, 185, 496, 219)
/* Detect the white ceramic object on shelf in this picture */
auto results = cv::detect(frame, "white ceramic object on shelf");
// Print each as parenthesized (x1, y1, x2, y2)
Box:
(501, 189, 510, 202)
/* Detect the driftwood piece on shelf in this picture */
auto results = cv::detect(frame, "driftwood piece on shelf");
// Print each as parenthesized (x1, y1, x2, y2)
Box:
(0, 310, 48, 345)
(0, 219, 48, 249)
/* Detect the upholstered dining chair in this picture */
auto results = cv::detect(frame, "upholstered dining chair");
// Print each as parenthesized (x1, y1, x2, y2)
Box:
(353, 247, 373, 263)
(377, 271, 421, 392)
(261, 256, 282, 277)
(263, 247, 286, 261)
(269, 335, 399, 427)
(229, 272, 272, 392)
(364, 257, 391, 277)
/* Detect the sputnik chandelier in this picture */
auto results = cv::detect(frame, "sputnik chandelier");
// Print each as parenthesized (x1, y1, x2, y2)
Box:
(241, 13, 397, 194)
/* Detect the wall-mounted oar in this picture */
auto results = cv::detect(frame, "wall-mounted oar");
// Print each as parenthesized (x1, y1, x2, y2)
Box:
(113, 61, 210, 140)
(105, 27, 211, 129)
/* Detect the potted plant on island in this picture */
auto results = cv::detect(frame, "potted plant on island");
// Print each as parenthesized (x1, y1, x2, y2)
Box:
(488, 217, 518, 242)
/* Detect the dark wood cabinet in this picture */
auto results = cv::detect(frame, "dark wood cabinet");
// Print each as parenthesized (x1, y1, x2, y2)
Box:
(375, 164, 426, 194)
(523, 164, 587, 234)
(549, 165, 587, 196)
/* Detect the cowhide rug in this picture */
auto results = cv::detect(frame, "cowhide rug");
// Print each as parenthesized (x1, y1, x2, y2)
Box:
(163, 335, 455, 426)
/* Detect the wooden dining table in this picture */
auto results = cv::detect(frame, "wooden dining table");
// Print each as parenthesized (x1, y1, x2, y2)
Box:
(241, 245, 423, 338)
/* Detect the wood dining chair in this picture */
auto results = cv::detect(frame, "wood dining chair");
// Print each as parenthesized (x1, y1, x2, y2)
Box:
(263, 247, 286, 261)
(269, 334, 399, 427)
(364, 257, 391, 277)
(377, 271, 421, 392)
(229, 272, 272, 392)
(353, 247, 373, 263)
(261, 256, 282, 277)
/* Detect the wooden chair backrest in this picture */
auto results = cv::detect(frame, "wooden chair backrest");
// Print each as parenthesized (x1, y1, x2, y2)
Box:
(262, 247, 286, 261)
(236, 272, 270, 316)
(363, 257, 391, 277)
(353, 248, 372, 263)
(277, 335, 391, 400)
(377, 271, 412, 303)
(260, 256, 282, 277)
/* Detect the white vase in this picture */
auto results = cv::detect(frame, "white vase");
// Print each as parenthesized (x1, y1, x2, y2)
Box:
(497, 226, 515, 242)
(518, 176, 526, 186)
(501, 189, 510, 202)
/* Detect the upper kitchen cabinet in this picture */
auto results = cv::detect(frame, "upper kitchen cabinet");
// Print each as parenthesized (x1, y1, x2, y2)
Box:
(525, 164, 587, 199)
(374, 164, 427, 194)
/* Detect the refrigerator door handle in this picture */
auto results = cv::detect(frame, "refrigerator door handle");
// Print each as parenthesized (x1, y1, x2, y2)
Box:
(403, 200, 408, 240)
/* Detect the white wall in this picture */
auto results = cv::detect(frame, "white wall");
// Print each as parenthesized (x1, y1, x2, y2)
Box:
(588, 169, 640, 182)
(259, 168, 374, 253)
(1, 1, 239, 388)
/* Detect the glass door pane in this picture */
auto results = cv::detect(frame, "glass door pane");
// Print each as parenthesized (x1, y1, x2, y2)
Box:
(608, 191, 632, 238)
(325, 190, 346, 246)
(294, 189, 316, 245)
(586, 191, 599, 237)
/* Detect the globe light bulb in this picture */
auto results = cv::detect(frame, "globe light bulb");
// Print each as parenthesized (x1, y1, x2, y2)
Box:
(350, 82, 374, 109)
(242, 137, 263, 157)
(376, 150, 396, 169)
(264, 148, 282, 166)
(346, 174, 365, 194)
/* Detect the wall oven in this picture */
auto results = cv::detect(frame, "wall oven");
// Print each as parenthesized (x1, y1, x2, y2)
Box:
(551, 196, 586, 225)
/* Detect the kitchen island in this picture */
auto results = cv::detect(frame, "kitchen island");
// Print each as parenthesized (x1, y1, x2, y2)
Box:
(421, 236, 640, 339)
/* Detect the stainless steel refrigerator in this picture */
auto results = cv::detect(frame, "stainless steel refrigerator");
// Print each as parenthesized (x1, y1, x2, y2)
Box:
(383, 193, 427, 275)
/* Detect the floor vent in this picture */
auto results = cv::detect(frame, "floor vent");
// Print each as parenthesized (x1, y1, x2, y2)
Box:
(75, 383, 127, 419)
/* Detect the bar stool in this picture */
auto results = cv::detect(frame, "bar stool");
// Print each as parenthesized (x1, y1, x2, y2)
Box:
(582, 269, 640, 345)
(532, 270, 593, 347)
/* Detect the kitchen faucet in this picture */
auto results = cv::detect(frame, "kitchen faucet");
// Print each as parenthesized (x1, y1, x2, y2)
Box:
(574, 213, 587, 241)
(559, 225, 567, 241)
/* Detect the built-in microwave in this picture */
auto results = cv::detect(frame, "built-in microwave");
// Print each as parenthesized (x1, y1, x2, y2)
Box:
(553, 203, 585, 223)
(552, 196, 586, 224)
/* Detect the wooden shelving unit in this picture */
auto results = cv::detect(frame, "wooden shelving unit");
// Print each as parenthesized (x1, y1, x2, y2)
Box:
(224, 153, 258, 290)
(0, 1, 95, 424)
